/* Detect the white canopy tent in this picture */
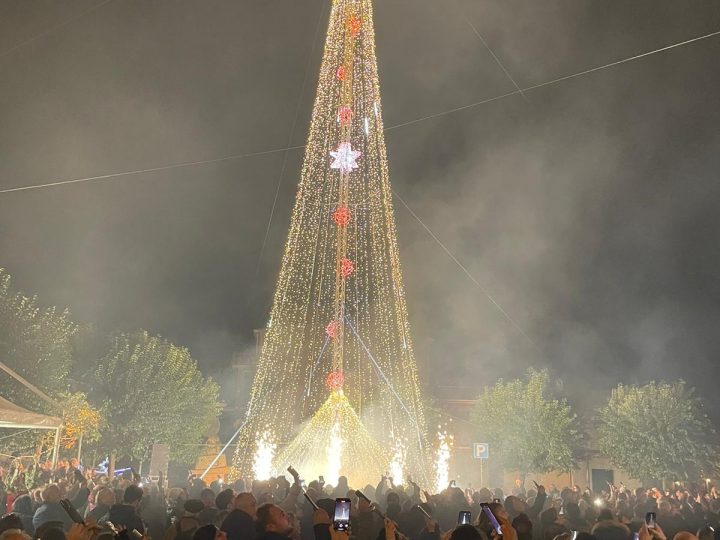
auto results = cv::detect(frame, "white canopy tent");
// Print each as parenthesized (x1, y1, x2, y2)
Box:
(0, 362, 64, 466)
(0, 394, 63, 466)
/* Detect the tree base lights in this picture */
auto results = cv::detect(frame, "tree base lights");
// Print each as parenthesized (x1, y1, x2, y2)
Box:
(273, 391, 388, 487)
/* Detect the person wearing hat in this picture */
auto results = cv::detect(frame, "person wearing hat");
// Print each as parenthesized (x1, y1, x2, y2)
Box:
(164, 500, 204, 540)
(108, 485, 145, 535)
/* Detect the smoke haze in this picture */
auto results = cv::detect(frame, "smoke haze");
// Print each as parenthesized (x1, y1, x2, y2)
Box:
(1, 0, 719, 424)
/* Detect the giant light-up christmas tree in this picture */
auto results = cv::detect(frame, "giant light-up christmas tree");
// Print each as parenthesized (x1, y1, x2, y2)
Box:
(231, 0, 429, 486)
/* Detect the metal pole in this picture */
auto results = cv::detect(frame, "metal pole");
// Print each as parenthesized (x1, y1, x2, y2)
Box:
(480, 459, 484, 488)
(200, 417, 249, 480)
(77, 432, 83, 463)
(51, 426, 62, 468)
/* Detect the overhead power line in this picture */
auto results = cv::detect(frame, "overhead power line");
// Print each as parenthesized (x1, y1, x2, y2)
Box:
(0, 147, 305, 194)
(0, 28, 717, 196)
(392, 189, 537, 348)
(0, 0, 115, 60)
(255, 0, 327, 277)
(455, 2, 528, 101)
(386, 28, 720, 131)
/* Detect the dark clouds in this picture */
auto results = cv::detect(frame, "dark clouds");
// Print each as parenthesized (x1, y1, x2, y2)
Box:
(1, 0, 719, 418)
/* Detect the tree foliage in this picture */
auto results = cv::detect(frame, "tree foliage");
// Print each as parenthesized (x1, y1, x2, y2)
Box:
(60, 392, 104, 449)
(597, 381, 719, 482)
(470, 369, 582, 478)
(90, 331, 222, 465)
(0, 269, 76, 410)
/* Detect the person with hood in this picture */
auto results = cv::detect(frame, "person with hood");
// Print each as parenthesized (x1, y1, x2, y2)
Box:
(32, 485, 74, 532)
(11, 494, 35, 535)
(108, 485, 145, 535)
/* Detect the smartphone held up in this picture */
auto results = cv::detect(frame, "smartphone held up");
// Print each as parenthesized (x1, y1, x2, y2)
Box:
(458, 511, 472, 525)
(333, 498, 351, 532)
(481, 503, 502, 536)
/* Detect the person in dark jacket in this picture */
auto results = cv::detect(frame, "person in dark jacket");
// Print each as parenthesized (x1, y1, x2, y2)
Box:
(108, 485, 145, 535)
(0, 512, 24, 534)
(86, 488, 115, 523)
(12, 494, 36, 535)
(192, 524, 227, 540)
(197, 489, 218, 526)
(32, 485, 74, 532)
(220, 493, 256, 540)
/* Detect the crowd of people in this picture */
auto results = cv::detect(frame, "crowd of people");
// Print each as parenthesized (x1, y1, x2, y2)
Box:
(0, 461, 718, 540)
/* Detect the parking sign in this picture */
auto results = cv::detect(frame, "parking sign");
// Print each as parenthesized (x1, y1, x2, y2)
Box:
(473, 443, 489, 459)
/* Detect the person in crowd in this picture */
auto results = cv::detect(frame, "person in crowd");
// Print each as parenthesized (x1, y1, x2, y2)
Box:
(505, 484, 547, 522)
(11, 494, 35, 535)
(539, 507, 569, 540)
(220, 493, 256, 540)
(209, 478, 224, 495)
(32, 485, 75, 532)
(0, 514, 24, 535)
(86, 488, 114, 523)
(657, 500, 688, 540)
(591, 520, 632, 540)
(165, 499, 204, 540)
(192, 524, 227, 540)
(255, 503, 294, 540)
(0, 529, 32, 540)
(168, 488, 189, 524)
(565, 502, 590, 532)
(108, 484, 145, 535)
(215, 489, 234, 514)
(198, 489, 218, 526)
(696, 527, 714, 540)
(188, 478, 207, 500)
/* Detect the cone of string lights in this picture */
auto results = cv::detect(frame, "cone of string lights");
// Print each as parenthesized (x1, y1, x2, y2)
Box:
(230, 0, 429, 485)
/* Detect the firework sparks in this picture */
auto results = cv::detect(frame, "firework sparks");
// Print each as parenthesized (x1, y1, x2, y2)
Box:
(253, 430, 276, 480)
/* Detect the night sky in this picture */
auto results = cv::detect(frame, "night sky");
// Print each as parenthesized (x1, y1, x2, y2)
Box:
(1, 1, 720, 419)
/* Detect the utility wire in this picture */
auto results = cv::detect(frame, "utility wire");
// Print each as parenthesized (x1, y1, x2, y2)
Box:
(0, 0, 115, 60)
(1, 28, 717, 195)
(255, 0, 327, 277)
(456, 3, 527, 101)
(386, 28, 720, 131)
(0, 146, 305, 194)
(392, 189, 537, 348)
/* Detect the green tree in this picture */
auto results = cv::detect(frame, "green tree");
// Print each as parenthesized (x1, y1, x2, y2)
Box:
(470, 369, 582, 484)
(90, 331, 222, 469)
(597, 381, 719, 483)
(0, 269, 76, 410)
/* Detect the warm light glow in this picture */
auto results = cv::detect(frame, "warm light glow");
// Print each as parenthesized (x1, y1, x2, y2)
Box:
(326, 420, 343, 483)
(252, 431, 276, 481)
(231, 0, 429, 485)
(389, 438, 406, 486)
(434, 431, 451, 492)
(272, 391, 389, 487)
